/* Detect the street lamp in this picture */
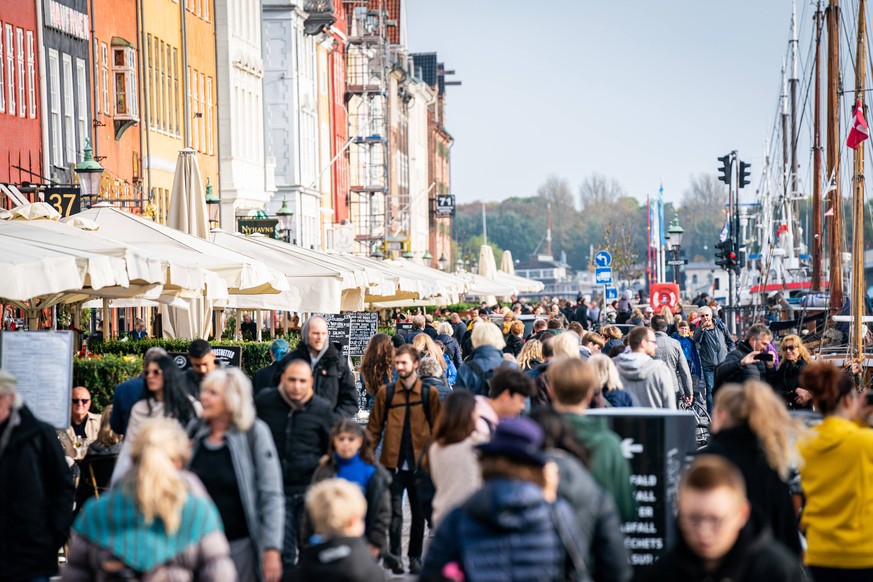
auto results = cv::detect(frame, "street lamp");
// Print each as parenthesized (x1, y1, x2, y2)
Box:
(371, 241, 384, 258)
(438, 253, 448, 271)
(275, 195, 294, 242)
(204, 178, 220, 229)
(667, 212, 685, 287)
(74, 138, 104, 207)
(423, 249, 433, 263)
(455, 258, 463, 272)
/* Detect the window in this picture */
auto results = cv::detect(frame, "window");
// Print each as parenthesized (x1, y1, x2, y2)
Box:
(145, 34, 152, 125)
(189, 68, 198, 150)
(198, 73, 205, 150)
(101, 43, 109, 114)
(156, 39, 163, 129)
(0, 26, 5, 113)
(206, 76, 213, 154)
(16, 28, 23, 116)
(165, 43, 172, 132)
(6, 24, 14, 115)
(203, 0, 209, 21)
(172, 48, 179, 134)
(26, 31, 34, 117)
(112, 46, 137, 118)
(48, 49, 61, 165)
(62, 54, 74, 163)
(76, 58, 86, 148)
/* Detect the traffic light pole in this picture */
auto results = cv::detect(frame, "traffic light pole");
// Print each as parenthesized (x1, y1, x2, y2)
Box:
(728, 151, 738, 337)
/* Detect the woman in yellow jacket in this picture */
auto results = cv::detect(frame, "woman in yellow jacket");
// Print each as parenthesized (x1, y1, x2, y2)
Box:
(799, 361, 873, 580)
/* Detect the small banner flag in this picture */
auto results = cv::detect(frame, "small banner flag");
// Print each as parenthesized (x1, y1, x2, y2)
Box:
(847, 99, 869, 149)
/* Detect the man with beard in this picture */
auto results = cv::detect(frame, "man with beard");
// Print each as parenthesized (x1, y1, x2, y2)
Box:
(276, 316, 358, 418)
(366, 345, 442, 575)
(256, 359, 334, 570)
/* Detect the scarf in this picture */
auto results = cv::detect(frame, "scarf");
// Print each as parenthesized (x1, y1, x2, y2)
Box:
(74, 487, 223, 572)
(335, 452, 375, 494)
(301, 317, 331, 366)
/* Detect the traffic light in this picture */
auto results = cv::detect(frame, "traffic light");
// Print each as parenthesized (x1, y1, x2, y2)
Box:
(739, 161, 752, 188)
(715, 238, 737, 270)
(717, 155, 732, 185)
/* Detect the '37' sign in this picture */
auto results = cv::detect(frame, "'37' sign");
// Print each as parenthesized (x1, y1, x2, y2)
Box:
(44, 187, 81, 217)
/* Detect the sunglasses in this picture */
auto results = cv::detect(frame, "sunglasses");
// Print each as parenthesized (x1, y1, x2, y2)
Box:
(71, 398, 90, 405)
(783, 345, 797, 351)
(145, 369, 163, 377)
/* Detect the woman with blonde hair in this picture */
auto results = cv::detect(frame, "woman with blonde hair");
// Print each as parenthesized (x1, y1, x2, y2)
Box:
(706, 381, 805, 556)
(187, 368, 285, 581)
(412, 333, 447, 371)
(517, 339, 543, 372)
(766, 334, 812, 410)
(600, 325, 624, 354)
(65, 418, 236, 580)
(551, 331, 582, 360)
(588, 354, 635, 407)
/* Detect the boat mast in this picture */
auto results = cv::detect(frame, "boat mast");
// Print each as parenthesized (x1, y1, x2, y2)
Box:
(812, 1, 824, 291)
(789, 0, 800, 262)
(851, 0, 867, 357)
(826, 0, 843, 313)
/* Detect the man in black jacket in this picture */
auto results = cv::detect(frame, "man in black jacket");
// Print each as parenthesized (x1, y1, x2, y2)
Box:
(256, 359, 334, 570)
(0, 371, 75, 580)
(275, 316, 359, 418)
(714, 323, 773, 395)
(638, 455, 802, 582)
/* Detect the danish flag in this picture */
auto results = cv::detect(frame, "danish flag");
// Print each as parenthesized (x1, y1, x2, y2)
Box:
(847, 99, 869, 149)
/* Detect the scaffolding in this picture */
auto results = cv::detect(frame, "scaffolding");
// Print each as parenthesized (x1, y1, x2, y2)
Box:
(345, 0, 391, 256)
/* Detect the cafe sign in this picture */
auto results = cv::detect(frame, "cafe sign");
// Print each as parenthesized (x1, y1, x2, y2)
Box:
(46, 0, 91, 41)
(237, 218, 279, 238)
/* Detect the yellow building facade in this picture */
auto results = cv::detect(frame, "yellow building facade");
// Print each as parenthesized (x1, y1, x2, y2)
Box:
(138, 0, 217, 224)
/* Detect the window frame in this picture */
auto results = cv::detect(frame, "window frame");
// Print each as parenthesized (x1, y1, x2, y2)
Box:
(16, 28, 24, 117)
(6, 24, 14, 115)
(26, 30, 34, 117)
(112, 46, 138, 120)
(62, 53, 74, 164)
(48, 49, 61, 166)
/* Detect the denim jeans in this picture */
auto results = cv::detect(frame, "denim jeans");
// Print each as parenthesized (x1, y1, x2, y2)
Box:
(702, 367, 716, 414)
(283, 492, 306, 569)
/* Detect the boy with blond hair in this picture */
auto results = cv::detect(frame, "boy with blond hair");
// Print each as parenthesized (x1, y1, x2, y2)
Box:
(289, 479, 385, 581)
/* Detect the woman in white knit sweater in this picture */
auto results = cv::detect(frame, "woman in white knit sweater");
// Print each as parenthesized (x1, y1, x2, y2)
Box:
(428, 390, 486, 527)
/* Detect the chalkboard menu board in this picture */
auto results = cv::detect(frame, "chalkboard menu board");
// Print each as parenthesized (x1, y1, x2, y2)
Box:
(169, 345, 242, 370)
(313, 312, 379, 358)
(587, 409, 697, 569)
(396, 322, 414, 339)
(0, 331, 74, 430)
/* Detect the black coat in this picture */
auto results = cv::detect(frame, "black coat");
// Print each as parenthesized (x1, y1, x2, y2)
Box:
(452, 322, 468, 348)
(503, 333, 524, 358)
(714, 341, 764, 393)
(574, 305, 590, 329)
(636, 512, 803, 582)
(252, 361, 280, 397)
(277, 343, 359, 418)
(288, 536, 385, 582)
(436, 333, 463, 369)
(255, 390, 334, 494)
(766, 359, 810, 410)
(0, 405, 75, 580)
(703, 425, 802, 556)
(308, 459, 392, 551)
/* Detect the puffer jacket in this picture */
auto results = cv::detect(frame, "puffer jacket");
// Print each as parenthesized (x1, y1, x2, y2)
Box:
(547, 450, 632, 582)
(420, 479, 586, 582)
(276, 342, 358, 418)
(437, 333, 463, 369)
(456, 345, 510, 395)
(0, 405, 75, 581)
(613, 352, 677, 409)
(672, 332, 702, 378)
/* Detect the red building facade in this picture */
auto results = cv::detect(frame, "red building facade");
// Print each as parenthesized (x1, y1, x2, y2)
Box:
(329, 1, 349, 222)
(0, 2, 42, 189)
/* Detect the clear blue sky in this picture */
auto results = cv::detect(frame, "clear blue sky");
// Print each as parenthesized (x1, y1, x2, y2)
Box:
(405, 1, 803, 206)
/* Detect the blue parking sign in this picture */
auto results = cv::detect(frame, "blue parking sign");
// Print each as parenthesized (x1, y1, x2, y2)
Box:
(605, 286, 618, 301)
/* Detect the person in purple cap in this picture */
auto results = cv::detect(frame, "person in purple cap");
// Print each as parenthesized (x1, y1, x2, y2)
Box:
(420, 417, 588, 582)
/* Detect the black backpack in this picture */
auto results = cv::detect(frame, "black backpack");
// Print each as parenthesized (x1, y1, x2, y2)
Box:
(464, 360, 494, 397)
(381, 381, 433, 429)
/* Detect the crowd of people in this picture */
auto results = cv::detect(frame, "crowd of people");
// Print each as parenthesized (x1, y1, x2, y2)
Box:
(3, 294, 873, 581)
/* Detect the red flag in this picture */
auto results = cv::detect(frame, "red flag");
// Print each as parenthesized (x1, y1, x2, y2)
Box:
(847, 99, 869, 149)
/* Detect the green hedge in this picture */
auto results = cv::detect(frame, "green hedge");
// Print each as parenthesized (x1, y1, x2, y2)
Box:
(73, 355, 142, 412)
(87, 338, 297, 377)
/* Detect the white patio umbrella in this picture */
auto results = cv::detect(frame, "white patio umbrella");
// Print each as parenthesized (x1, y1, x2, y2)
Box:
(494, 270, 545, 294)
(500, 250, 515, 275)
(477, 245, 500, 305)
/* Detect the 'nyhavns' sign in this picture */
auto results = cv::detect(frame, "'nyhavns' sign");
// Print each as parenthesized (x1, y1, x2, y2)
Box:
(237, 218, 279, 238)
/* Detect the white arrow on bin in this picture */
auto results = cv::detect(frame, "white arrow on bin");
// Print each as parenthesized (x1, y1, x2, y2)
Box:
(620, 438, 644, 459)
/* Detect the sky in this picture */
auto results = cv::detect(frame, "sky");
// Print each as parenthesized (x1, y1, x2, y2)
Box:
(405, 1, 804, 206)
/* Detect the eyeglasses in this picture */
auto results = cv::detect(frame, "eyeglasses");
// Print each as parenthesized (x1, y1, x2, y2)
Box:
(783, 345, 797, 351)
(679, 512, 731, 532)
(700, 314, 712, 318)
(145, 369, 163, 377)
(71, 398, 90, 405)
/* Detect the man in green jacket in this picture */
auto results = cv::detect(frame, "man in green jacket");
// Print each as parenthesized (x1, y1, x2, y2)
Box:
(549, 358, 636, 522)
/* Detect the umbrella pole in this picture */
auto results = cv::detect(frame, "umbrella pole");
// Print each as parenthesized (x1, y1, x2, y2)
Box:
(235, 309, 241, 340)
(256, 309, 262, 342)
(103, 299, 110, 339)
(283, 310, 288, 337)
(269, 311, 275, 339)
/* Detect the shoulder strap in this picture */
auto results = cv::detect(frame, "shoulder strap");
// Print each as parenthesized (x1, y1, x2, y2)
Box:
(381, 381, 431, 428)
(550, 503, 590, 581)
(381, 382, 397, 433)
(421, 382, 431, 427)
(465, 360, 491, 389)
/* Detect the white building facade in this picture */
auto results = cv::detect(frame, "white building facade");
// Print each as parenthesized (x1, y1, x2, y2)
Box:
(215, 0, 269, 229)
(407, 75, 433, 260)
(262, 0, 321, 249)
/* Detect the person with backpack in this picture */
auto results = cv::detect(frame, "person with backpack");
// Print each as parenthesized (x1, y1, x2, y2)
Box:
(693, 306, 736, 413)
(188, 369, 285, 582)
(456, 322, 510, 395)
(365, 344, 442, 575)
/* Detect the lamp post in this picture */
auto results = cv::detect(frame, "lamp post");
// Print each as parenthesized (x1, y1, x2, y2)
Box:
(423, 249, 433, 266)
(204, 178, 220, 229)
(667, 212, 685, 289)
(74, 138, 104, 208)
(455, 258, 463, 272)
(275, 195, 294, 243)
(438, 253, 448, 271)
